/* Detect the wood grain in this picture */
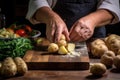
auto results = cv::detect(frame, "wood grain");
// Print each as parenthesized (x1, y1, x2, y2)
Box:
(23, 40, 90, 70)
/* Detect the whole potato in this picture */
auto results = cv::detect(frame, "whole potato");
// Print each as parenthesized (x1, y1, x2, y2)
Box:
(105, 34, 120, 54)
(113, 55, 120, 70)
(106, 34, 120, 43)
(90, 63, 107, 76)
(14, 57, 28, 75)
(117, 49, 120, 55)
(107, 39, 120, 54)
(48, 43, 59, 53)
(60, 34, 66, 40)
(91, 39, 105, 45)
(0, 57, 17, 77)
(91, 44, 108, 57)
(100, 50, 115, 68)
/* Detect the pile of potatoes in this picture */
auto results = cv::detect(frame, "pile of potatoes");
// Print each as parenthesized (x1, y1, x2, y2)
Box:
(90, 34, 120, 57)
(48, 34, 75, 55)
(0, 57, 28, 78)
(90, 34, 120, 74)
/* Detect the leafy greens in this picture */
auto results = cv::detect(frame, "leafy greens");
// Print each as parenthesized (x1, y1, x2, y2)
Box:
(0, 38, 33, 60)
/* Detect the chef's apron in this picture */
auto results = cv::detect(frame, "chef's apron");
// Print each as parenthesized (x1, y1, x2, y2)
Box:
(53, 0, 106, 38)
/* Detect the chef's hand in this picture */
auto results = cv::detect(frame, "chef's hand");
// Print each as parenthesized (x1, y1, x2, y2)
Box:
(46, 12, 70, 42)
(69, 17, 95, 42)
(35, 7, 70, 42)
(69, 9, 113, 42)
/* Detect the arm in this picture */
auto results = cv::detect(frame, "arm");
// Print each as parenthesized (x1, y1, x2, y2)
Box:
(98, 0, 120, 24)
(70, 0, 120, 42)
(34, 7, 70, 42)
(26, 0, 69, 42)
(26, 0, 50, 24)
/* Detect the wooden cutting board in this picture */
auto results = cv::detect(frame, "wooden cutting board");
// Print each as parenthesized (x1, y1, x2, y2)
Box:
(23, 39, 90, 70)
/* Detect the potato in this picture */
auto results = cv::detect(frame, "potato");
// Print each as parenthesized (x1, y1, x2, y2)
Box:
(90, 39, 109, 57)
(14, 57, 28, 75)
(58, 46, 68, 54)
(105, 34, 120, 43)
(105, 34, 120, 54)
(91, 43, 108, 57)
(91, 39, 105, 45)
(113, 55, 120, 70)
(107, 38, 120, 54)
(90, 63, 107, 76)
(117, 49, 120, 55)
(48, 43, 59, 53)
(57, 39, 67, 47)
(60, 34, 66, 40)
(0, 57, 17, 77)
(100, 50, 115, 68)
(66, 43, 75, 52)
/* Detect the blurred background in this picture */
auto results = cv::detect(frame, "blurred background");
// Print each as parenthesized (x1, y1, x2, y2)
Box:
(0, 0, 120, 37)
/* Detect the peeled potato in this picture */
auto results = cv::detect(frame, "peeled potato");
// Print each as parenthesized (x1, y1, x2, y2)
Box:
(48, 43, 59, 53)
(66, 43, 75, 52)
(57, 39, 67, 47)
(58, 46, 68, 54)
(60, 34, 66, 40)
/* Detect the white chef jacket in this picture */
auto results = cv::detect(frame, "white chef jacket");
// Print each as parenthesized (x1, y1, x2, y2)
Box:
(26, 0, 120, 24)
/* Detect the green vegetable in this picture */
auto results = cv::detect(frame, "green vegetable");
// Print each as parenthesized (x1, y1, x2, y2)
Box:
(0, 38, 33, 60)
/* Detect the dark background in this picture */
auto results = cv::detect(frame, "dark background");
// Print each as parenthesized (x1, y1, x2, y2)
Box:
(0, 0, 120, 37)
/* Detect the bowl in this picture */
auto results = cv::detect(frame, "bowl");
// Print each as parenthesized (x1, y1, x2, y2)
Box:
(29, 29, 41, 38)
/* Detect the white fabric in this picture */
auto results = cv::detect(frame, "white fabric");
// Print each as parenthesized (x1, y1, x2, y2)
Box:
(26, 0, 120, 24)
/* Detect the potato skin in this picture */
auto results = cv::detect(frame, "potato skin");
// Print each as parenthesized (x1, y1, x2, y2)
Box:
(105, 34, 120, 55)
(14, 57, 28, 75)
(0, 57, 17, 77)
(90, 63, 107, 75)
(90, 39, 108, 57)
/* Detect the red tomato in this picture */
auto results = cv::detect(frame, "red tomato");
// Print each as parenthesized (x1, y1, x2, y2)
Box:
(16, 29, 26, 37)
(25, 25, 32, 32)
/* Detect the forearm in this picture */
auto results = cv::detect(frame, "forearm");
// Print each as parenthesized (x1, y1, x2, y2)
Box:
(34, 6, 57, 23)
(81, 9, 114, 28)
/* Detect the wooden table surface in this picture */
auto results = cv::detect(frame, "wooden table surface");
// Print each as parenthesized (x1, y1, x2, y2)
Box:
(0, 58, 120, 80)
(1, 58, 119, 80)
(1, 40, 120, 80)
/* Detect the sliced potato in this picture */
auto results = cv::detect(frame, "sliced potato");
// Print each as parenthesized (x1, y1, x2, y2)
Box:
(58, 46, 68, 54)
(66, 43, 75, 52)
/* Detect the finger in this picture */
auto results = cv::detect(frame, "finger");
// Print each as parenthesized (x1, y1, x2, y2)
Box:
(69, 23, 77, 35)
(70, 25, 81, 40)
(54, 26, 63, 42)
(63, 27, 70, 41)
(46, 24, 56, 42)
(80, 27, 92, 40)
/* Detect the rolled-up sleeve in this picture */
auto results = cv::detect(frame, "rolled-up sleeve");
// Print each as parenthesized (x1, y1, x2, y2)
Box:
(26, 0, 50, 24)
(97, 0, 120, 24)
